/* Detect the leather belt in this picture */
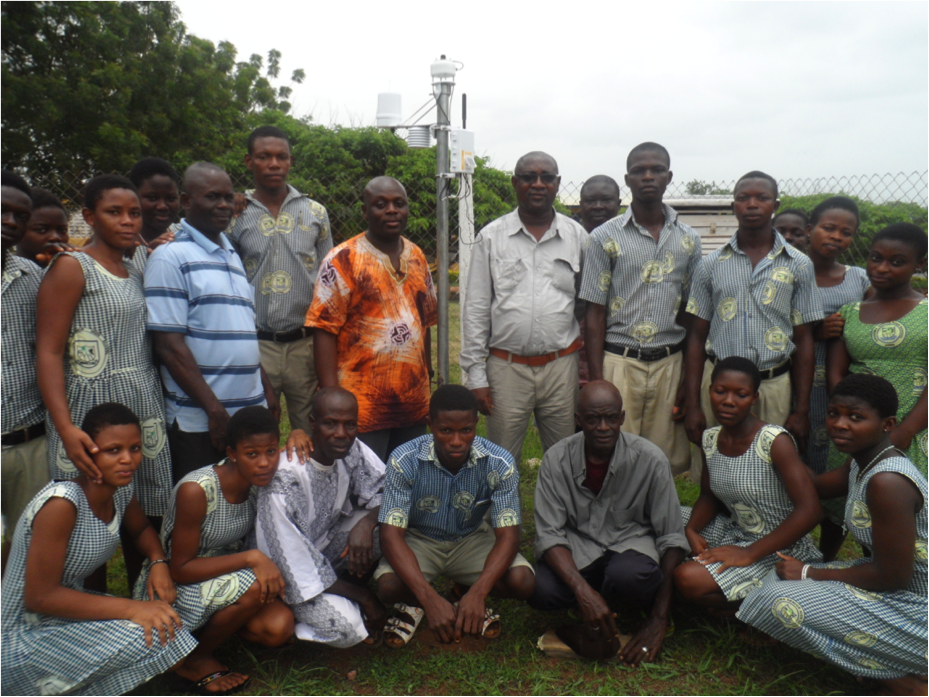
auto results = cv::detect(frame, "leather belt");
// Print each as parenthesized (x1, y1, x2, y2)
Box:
(710, 356, 791, 380)
(490, 338, 583, 368)
(605, 341, 684, 363)
(257, 327, 310, 343)
(1, 422, 46, 447)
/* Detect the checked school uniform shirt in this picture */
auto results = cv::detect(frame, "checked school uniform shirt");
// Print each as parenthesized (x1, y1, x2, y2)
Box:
(579, 204, 702, 350)
(226, 185, 333, 333)
(1, 256, 45, 434)
(144, 221, 266, 432)
(686, 231, 824, 370)
(379, 435, 521, 542)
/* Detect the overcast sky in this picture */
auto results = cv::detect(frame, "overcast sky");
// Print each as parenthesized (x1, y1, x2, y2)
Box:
(175, 0, 928, 186)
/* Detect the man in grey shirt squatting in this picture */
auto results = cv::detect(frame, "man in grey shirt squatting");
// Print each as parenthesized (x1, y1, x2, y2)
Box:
(529, 380, 687, 665)
(226, 126, 333, 433)
(460, 151, 587, 465)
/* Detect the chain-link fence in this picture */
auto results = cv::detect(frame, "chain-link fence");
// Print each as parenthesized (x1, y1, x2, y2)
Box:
(23, 169, 928, 274)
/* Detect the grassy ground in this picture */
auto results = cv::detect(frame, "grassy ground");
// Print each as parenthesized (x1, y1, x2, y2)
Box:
(125, 301, 866, 695)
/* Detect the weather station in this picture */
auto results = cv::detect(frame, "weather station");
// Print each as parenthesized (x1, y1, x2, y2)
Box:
(375, 56, 476, 387)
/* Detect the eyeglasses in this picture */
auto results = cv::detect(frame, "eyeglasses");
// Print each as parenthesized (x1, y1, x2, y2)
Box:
(515, 173, 558, 185)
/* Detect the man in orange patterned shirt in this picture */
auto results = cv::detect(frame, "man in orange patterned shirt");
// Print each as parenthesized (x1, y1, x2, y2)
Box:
(307, 177, 438, 462)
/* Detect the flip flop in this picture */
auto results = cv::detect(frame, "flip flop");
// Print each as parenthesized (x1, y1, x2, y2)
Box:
(384, 603, 425, 648)
(193, 670, 251, 696)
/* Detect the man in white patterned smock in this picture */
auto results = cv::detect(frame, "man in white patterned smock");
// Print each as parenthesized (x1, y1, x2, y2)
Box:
(580, 144, 701, 475)
(460, 151, 588, 466)
(683, 171, 824, 479)
(226, 126, 333, 433)
(254, 387, 388, 648)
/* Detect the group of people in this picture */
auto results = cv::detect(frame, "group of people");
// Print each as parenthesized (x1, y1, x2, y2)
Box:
(0, 128, 926, 696)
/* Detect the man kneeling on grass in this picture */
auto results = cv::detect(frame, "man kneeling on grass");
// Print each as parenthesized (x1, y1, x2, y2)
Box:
(253, 387, 387, 648)
(375, 384, 535, 647)
(529, 380, 687, 663)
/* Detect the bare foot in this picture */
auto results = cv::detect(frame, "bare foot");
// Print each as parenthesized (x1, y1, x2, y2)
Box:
(175, 654, 249, 693)
(555, 624, 620, 661)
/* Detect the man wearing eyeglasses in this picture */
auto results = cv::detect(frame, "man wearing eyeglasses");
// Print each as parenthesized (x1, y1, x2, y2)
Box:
(460, 151, 587, 466)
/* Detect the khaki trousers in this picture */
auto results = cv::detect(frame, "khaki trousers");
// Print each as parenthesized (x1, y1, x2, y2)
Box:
(259, 335, 317, 433)
(485, 351, 579, 466)
(603, 350, 689, 475)
(689, 359, 792, 481)
(1, 434, 49, 535)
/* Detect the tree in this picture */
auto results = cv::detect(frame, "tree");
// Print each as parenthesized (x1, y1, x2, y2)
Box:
(217, 109, 518, 254)
(685, 179, 732, 196)
(1, 1, 302, 186)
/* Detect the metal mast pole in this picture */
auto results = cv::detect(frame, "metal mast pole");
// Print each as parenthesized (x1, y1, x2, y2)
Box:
(433, 57, 454, 386)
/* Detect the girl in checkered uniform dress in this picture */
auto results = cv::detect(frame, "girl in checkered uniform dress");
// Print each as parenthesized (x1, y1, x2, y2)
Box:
(674, 357, 822, 608)
(1, 403, 195, 696)
(739, 374, 927, 695)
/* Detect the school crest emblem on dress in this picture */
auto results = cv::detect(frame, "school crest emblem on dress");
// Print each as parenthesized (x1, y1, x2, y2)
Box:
(140, 417, 166, 459)
(871, 322, 905, 348)
(773, 598, 804, 628)
(844, 630, 878, 647)
(69, 328, 108, 379)
(732, 503, 765, 534)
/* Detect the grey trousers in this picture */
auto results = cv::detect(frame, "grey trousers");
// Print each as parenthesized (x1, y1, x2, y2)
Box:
(358, 425, 428, 464)
(485, 351, 579, 465)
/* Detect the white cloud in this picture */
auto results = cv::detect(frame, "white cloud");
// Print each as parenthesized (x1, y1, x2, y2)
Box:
(175, 0, 928, 184)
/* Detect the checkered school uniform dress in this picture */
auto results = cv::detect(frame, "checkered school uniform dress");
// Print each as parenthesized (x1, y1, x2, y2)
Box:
(682, 424, 821, 600)
(738, 456, 928, 679)
(806, 266, 870, 472)
(1, 481, 196, 695)
(134, 465, 257, 630)
(45, 253, 172, 516)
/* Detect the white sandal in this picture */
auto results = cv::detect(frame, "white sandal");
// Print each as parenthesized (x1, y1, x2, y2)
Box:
(384, 603, 425, 648)
(481, 606, 501, 638)
(452, 601, 501, 638)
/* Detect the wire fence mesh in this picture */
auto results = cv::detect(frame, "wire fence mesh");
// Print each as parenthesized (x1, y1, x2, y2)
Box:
(23, 169, 928, 274)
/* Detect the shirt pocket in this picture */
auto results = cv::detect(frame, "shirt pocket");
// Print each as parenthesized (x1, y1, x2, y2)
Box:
(492, 258, 527, 293)
(551, 257, 580, 295)
(608, 502, 643, 531)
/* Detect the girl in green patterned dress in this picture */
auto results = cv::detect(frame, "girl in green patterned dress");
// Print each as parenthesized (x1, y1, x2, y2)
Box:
(827, 224, 928, 478)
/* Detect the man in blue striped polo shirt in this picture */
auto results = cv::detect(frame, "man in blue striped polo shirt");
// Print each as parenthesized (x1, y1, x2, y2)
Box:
(145, 162, 278, 482)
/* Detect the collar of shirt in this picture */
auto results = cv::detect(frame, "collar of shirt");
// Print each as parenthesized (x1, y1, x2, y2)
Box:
(618, 203, 683, 247)
(419, 438, 487, 473)
(724, 229, 799, 262)
(2, 256, 38, 291)
(244, 184, 304, 213)
(501, 208, 561, 244)
(180, 219, 236, 255)
(568, 433, 628, 487)
(357, 233, 411, 278)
